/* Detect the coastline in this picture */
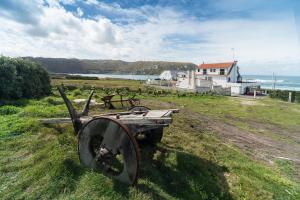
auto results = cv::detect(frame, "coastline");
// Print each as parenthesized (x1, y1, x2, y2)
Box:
(52, 73, 300, 91)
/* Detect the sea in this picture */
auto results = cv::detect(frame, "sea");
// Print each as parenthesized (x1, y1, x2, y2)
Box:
(70, 74, 300, 91)
(243, 75, 300, 91)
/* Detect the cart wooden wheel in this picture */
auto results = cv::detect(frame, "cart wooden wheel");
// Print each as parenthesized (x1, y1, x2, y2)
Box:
(78, 117, 140, 185)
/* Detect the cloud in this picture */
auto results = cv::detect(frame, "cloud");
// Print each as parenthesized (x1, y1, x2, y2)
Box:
(0, 0, 299, 75)
(76, 7, 83, 17)
(60, 0, 76, 5)
(0, 0, 43, 24)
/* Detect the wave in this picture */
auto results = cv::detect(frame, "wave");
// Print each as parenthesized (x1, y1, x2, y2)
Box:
(261, 86, 300, 91)
(244, 79, 284, 83)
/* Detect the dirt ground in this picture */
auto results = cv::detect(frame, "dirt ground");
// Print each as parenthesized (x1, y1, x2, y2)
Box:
(144, 99, 300, 179)
(183, 110, 300, 163)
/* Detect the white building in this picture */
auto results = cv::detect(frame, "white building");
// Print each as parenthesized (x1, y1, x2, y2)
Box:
(176, 70, 196, 90)
(159, 70, 179, 80)
(176, 61, 260, 95)
(195, 61, 242, 85)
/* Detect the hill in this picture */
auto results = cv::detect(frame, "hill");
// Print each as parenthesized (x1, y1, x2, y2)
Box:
(23, 57, 197, 74)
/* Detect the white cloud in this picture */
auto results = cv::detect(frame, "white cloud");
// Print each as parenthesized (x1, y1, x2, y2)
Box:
(0, 1, 299, 75)
(60, 0, 76, 5)
(76, 7, 83, 17)
(83, 0, 99, 5)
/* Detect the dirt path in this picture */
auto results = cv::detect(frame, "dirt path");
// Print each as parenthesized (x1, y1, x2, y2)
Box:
(144, 99, 300, 165)
(183, 109, 300, 163)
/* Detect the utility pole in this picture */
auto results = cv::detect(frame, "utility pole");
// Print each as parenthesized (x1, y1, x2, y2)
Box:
(231, 48, 235, 61)
(272, 72, 276, 90)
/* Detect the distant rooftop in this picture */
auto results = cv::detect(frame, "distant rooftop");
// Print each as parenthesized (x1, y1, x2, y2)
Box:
(198, 61, 237, 69)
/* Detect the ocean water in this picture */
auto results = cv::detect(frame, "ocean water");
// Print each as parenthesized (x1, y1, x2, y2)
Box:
(70, 73, 300, 91)
(243, 75, 300, 91)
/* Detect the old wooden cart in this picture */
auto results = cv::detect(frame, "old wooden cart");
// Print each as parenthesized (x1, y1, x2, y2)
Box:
(101, 94, 140, 109)
(54, 86, 178, 185)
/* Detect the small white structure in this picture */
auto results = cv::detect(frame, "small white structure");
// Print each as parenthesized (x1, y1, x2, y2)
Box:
(159, 70, 178, 80)
(176, 70, 194, 90)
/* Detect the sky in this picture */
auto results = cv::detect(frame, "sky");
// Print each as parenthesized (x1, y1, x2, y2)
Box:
(0, 0, 300, 75)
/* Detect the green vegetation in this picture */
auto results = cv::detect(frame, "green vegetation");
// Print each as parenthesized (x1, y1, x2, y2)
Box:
(0, 56, 51, 99)
(268, 89, 300, 103)
(158, 95, 300, 128)
(0, 79, 299, 199)
(65, 75, 99, 80)
(25, 57, 196, 74)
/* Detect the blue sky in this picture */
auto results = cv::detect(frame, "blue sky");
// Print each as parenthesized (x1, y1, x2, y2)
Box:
(0, 0, 299, 75)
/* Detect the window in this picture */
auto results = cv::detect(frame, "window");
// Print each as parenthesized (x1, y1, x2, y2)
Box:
(220, 69, 225, 75)
(197, 69, 200, 72)
(210, 69, 216, 72)
(203, 69, 207, 75)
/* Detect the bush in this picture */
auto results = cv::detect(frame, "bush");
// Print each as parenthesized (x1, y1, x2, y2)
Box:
(0, 56, 51, 99)
(65, 75, 98, 80)
(0, 105, 21, 115)
(73, 89, 81, 96)
(268, 90, 300, 103)
(45, 97, 63, 105)
(295, 93, 300, 103)
(64, 85, 77, 91)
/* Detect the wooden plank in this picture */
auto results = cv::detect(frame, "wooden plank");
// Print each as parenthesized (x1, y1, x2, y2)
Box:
(40, 109, 178, 125)
(144, 110, 171, 118)
(40, 116, 172, 126)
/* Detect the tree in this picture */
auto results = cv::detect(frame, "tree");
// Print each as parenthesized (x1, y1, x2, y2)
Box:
(0, 56, 51, 99)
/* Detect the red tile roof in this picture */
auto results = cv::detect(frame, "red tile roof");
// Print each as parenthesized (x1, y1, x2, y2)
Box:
(198, 62, 235, 69)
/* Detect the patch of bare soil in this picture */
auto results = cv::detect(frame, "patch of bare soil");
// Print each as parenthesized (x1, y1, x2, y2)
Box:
(239, 100, 265, 106)
(182, 109, 300, 163)
(143, 99, 300, 178)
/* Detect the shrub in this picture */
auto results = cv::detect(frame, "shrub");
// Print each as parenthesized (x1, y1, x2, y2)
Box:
(64, 85, 77, 91)
(295, 93, 300, 103)
(73, 89, 81, 96)
(45, 97, 63, 105)
(0, 105, 21, 115)
(0, 56, 51, 99)
(268, 90, 300, 103)
(65, 75, 98, 80)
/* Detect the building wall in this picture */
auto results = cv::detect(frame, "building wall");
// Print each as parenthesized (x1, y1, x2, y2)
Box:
(211, 76, 228, 85)
(176, 70, 196, 89)
(228, 63, 237, 83)
(225, 82, 260, 95)
(196, 79, 212, 87)
(195, 63, 239, 84)
(196, 75, 227, 86)
(195, 68, 229, 76)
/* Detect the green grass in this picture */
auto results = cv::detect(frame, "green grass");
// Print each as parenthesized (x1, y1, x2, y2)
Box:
(51, 78, 143, 90)
(155, 95, 300, 127)
(0, 79, 299, 199)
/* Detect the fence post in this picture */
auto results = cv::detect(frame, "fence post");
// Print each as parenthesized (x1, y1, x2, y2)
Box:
(254, 90, 257, 99)
(288, 92, 292, 103)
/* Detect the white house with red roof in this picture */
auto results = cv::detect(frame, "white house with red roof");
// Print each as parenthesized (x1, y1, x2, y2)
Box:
(195, 61, 242, 85)
(176, 61, 260, 95)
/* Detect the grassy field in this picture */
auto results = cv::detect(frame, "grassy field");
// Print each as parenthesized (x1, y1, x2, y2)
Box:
(0, 78, 299, 200)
